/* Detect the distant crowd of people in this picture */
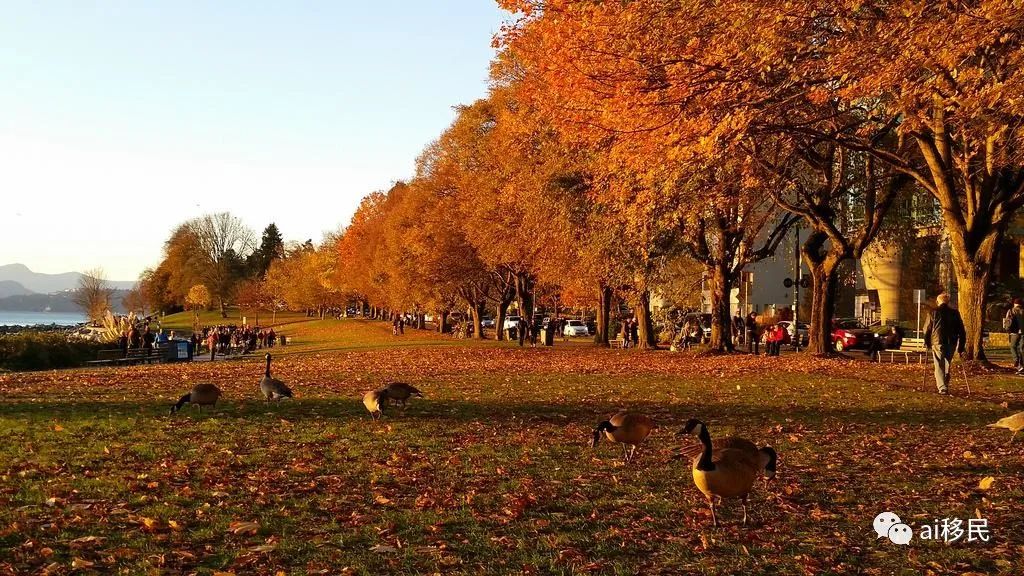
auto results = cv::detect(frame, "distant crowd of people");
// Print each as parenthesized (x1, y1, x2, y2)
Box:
(196, 324, 284, 361)
(117, 316, 169, 357)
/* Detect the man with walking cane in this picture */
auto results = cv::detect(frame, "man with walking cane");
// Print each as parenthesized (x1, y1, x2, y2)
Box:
(923, 293, 967, 395)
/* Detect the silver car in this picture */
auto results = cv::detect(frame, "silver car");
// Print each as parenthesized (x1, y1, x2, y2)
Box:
(562, 319, 590, 337)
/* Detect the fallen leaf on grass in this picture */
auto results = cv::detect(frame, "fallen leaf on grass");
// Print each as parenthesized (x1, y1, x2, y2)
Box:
(71, 557, 94, 569)
(978, 476, 995, 490)
(250, 543, 277, 553)
(228, 521, 260, 535)
(369, 544, 399, 553)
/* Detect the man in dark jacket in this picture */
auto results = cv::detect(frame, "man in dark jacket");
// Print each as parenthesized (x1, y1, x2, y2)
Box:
(1004, 298, 1024, 373)
(923, 293, 966, 395)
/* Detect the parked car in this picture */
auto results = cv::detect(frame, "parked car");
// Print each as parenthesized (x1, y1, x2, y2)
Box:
(503, 316, 522, 331)
(563, 319, 590, 337)
(776, 320, 809, 346)
(831, 318, 873, 351)
(481, 316, 495, 329)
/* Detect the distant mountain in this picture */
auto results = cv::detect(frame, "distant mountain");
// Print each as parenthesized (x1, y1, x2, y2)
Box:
(0, 263, 136, 294)
(0, 289, 131, 313)
(0, 280, 34, 299)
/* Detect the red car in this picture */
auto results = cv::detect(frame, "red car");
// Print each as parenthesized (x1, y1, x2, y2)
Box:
(831, 318, 874, 351)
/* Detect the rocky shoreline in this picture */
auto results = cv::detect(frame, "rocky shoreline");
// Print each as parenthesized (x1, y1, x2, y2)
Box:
(0, 323, 84, 335)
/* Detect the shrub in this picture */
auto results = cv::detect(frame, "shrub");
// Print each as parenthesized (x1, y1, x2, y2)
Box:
(0, 332, 105, 372)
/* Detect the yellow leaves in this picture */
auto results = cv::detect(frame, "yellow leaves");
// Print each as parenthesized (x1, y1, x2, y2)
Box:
(977, 476, 995, 490)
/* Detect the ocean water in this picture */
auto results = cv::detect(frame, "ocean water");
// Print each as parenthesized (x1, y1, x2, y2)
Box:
(0, 311, 88, 326)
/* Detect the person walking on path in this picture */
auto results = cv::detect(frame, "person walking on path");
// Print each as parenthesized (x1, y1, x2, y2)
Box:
(1004, 298, 1024, 373)
(630, 318, 640, 349)
(621, 319, 631, 348)
(745, 312, 759, 355)
(206, 331, 217, 361)
(923, 293, 966, 395)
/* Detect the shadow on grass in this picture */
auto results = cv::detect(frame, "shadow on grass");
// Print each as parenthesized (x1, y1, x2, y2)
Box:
(0, 396, 1008, 429)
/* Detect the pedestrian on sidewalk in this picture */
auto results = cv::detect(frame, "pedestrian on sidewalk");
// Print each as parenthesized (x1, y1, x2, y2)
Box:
(923, 293, 966, 395)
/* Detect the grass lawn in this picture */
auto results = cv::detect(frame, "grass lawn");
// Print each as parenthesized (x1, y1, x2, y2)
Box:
(1, 319, 1022, 575)
(157, 309, 315, 335)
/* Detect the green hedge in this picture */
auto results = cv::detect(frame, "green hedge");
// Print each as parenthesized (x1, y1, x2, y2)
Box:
(0, 332, 105, 371)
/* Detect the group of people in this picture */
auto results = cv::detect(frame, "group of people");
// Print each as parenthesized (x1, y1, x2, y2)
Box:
(116, 317, 164, 356)
(198, 324, 283, 361)
(391, 315, 406, 336)
(619, 317, 641, 348)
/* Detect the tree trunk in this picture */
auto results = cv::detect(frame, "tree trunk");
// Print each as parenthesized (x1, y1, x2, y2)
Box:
(438, 310, 450, 334)
(495, 289, 515, 341)
(470, 301, 486, 339)
(707, 263, 735, 352)
(635, 290, 657, 349)
(804, 258, 839, 355)
(515, 272, 535, 325)
(594, 283, 612, 346)
(950, 245, 995, 361)
(417, 313, 425, 330)
(220, 298, 227, 318)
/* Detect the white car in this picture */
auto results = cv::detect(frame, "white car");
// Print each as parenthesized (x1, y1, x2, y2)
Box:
(563, 319, 590, 337)
(481, 317, 495, 329)
(503, 316, 522, 331)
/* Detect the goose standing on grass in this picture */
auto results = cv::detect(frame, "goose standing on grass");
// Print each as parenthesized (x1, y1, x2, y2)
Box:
(680, 419, 778, 480)
(591, 412, 655, 463)
(259, 353, 293, 401)
(384, 382, 423, 408)
(170, 383, 222, 414)
(680, 419, 774, 526)
(988, 411, 1024, 443)
(363, 389, 388, 420)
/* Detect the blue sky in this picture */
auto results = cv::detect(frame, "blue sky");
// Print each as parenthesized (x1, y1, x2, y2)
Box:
(0, 1, 508, 280)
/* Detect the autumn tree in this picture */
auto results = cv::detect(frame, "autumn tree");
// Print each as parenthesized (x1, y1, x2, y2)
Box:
(501, 0, 1024, 359)
(185, 284, 211, 332)
(72, 268, 113, 323)
(187, 213, 256, 318)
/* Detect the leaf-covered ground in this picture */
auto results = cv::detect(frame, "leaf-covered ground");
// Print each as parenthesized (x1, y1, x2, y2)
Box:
(1, 319, 1022, 575)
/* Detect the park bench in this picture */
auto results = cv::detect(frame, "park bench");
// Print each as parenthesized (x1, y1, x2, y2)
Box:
(87, 345, 169, 367)
(885, 337, 928, 363)
(610, 336, 625, 349)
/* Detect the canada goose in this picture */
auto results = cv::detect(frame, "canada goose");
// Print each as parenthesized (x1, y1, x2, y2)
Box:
(988, 411, 1024, 443)
(591, 412, 655, 463)
(680, 419, 777, 479)
(384, 382, 423, 408)
(681, 419, 768, 526)
(259, 353, 293, 401)
(170, 383, 222, 414)
(363, 389, 388, 420)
